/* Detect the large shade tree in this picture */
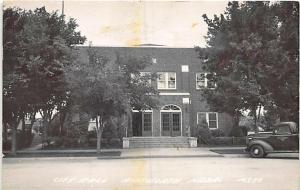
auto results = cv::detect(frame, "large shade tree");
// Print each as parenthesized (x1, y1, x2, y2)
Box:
(3, 7, 86, 153)
(66, 46, 158, 153)
(196, 1, 299, 131)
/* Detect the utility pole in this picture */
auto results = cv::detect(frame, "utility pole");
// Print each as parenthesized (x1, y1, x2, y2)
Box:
(62, 0, 64, 15)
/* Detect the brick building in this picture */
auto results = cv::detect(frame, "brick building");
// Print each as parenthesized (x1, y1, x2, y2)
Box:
(80, 46, 234, 148)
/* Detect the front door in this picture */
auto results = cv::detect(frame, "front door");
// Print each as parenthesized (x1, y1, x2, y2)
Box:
(161, 113, 181, 136)
(142, 112, 152, 136)
(132, 112, 152, 136)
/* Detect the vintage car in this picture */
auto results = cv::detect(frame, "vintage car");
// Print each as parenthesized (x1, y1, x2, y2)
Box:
(245, 122, 299, 158)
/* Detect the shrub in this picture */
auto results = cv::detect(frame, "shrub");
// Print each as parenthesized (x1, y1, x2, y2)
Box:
(17, 131, 34, 149)
(197, 122, 214, 145)
(109, 138, 122, 148)
(211, 129, 225, 137)
(229, 126, 244, 137)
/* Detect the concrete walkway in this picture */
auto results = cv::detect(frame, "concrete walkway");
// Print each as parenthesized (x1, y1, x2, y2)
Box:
(3, 147, 222, 159)
(118, 148, 221, 159)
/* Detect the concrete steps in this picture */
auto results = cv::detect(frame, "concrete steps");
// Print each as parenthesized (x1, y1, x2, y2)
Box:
(127, 137, 191, 148)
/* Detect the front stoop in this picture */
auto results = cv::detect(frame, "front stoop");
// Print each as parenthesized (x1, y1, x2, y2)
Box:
(122, 137, 197, 148)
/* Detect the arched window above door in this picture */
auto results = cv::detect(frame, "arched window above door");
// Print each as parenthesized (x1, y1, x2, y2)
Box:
(161, 104, 181, 112)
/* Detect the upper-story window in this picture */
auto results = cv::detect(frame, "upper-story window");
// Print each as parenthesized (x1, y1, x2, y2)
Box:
(157, 72, 176, 89)
(196, 72, 216, 89)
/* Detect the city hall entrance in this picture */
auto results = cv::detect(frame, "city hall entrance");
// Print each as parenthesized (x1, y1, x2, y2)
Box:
(132, 111, 152, 137)
(160, 105, 182, 136)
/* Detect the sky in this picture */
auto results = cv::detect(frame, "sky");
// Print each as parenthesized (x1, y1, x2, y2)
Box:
(4, 0, 229, 47)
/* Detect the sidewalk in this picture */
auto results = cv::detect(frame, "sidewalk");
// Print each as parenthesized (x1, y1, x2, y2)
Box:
(110, 148, 222, 159)
(3, 147, 222, 159)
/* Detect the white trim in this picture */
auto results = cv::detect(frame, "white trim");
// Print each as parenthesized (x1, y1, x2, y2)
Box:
(159, 92, 190, 96)
(157, 72, 176, 90)
(132, 109, 153, 112)
(196, 112, 219, 129)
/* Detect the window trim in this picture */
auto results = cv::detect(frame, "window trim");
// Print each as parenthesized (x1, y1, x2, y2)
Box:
(196, 112, 219, 129)
(157, 72, 177, 90)
(196, 72, 216, 89)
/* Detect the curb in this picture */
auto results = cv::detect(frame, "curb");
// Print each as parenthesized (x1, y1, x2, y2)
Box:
(97, 154, 223, 160)
(3, 152, 223, 159)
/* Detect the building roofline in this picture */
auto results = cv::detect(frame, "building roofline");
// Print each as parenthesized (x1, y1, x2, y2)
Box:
(75, 45, 200, 49)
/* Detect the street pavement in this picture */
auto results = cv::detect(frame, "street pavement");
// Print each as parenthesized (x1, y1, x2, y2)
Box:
(2, 150, 299, 190)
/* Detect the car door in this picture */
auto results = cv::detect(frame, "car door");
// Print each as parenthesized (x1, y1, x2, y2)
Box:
(271, 124, 298, 151)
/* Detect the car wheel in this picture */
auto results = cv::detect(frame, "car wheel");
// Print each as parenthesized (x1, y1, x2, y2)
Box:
(250, 145, 265, 158)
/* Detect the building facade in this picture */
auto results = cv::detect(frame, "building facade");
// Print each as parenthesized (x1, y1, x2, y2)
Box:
(80, 46, 234, 144)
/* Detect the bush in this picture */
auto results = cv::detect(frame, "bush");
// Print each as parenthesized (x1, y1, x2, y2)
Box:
(17, 131, 34, 149)
(197, 122, 246, 146)
(211, 129, 225, 137)
(197, 123, 214, 145)
(229, 126, 244, 137)
(108, 138, 122, 148)
(47, 137, 80, 149)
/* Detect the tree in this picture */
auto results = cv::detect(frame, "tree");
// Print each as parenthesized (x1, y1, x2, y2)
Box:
(196, 2, 299, 131)
(66, 46, 158, 153)
(3, 7, 86, 153)
(3, 7, 31, 153)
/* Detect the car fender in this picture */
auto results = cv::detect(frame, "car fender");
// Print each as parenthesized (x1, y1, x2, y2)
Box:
(247, 140, 274, 152)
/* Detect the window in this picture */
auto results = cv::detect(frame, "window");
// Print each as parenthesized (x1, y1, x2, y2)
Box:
(208, 113, 217, 129)
(152, 58, 157, 64)
(172, 113, 180, 131)
(161, 104, 181, 111)
(162, 114, 170, 131)
(197, 112, 218, 129)
(276, 125, 291, 135)
(143, 113, 152, 131)
(181, 65, 189, 72)
(196, 72, 216, 89)
(196, 73, 205, 89)
(157, 72, 176, 89)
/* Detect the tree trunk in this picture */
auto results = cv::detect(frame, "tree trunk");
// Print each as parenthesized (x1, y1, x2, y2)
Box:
(233, 114, 240, 128)
(231, 113, 241, 137)
(42, 118, 50, 149)
(59, 111, 67, 136)
(43, 119, 48, 139)
(21, 117, 26, 133)
(3, 122, 8, 142)
(11, 125, 17, 155)
(127, 111, 132, 137)
(95, 116, 102, 154)
(96, 129, 102, 154)
(28, 115, 35, 134)
(257, 104, 262, 121)
(253, 108, 258, 134)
